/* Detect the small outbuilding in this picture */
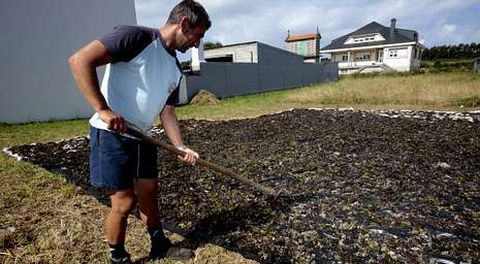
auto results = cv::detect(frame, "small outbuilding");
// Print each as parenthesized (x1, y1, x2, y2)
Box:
(284, 29, 322, 63)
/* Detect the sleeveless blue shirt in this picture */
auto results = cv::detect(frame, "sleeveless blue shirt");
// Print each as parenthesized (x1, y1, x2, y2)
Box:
(89, 25, 182, 133)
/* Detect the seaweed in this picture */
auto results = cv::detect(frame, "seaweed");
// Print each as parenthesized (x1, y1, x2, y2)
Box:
(7, 109, 480, 263)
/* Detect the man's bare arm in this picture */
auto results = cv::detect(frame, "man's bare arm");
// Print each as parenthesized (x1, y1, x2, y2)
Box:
(68, 40, 127, 133)
(160, 105, 199, 165)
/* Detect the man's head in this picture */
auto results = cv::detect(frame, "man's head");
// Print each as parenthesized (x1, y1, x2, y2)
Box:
(167, 0, 211, 53)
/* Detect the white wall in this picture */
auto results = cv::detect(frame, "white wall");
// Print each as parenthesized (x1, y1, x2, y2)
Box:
(383, 46, 412, 72)
(0, 0, 137, 123)
(204, 43, 258, 63)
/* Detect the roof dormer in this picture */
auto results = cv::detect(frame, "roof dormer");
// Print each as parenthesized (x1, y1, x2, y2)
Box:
(344, 33, 385, 45)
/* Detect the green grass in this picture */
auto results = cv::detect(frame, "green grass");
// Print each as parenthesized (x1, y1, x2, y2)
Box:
(0, 120, 87, 206)
(176, 71, 479, 120)
(290, 71, 479, 107)
(455, 95, 480, 107)
(176, 89, 290, 120)
(0, 119, 89, 231)
(421, 59, 477, 73)
(0, 119, 88, 148)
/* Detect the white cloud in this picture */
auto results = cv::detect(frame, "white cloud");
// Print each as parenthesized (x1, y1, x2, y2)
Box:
(442, 24, 457, 34)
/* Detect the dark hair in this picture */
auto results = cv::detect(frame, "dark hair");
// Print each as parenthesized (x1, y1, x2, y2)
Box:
(167, 0, 211, 29)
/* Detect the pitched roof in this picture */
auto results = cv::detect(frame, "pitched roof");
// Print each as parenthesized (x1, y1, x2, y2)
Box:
(285, 33, 320, 42)
(322, 21, 418, 51)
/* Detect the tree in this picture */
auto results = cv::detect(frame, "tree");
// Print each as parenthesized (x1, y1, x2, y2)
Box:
(422, 42, 480, 60)
(180, 60, 191, 70)
(203, 41, 223, 50)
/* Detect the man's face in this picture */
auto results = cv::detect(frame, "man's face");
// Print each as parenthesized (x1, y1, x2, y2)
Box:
(177, 18, 207, 53)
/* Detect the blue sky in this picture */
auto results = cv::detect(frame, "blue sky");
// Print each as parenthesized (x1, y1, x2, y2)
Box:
(134, 0, 480, 61)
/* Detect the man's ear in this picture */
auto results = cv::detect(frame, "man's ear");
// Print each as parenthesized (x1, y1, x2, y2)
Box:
(180, 17, 191, 33)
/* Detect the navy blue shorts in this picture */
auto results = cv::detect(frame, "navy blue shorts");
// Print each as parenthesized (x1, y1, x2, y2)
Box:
(89, 126, 158, 190)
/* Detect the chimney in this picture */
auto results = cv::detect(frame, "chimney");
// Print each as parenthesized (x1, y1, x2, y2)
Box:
(390, 18, 397, 37)
(191, 39, 204, 72)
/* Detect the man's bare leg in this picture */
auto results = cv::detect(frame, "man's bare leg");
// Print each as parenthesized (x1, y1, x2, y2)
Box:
(107, 189, 137, 263)
(135, 178, 161, 228)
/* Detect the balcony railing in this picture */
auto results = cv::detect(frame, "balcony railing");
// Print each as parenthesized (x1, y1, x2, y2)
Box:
(338, 60, 383, 68)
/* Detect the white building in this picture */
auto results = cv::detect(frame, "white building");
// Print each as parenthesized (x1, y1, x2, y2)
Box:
(204, 42, 259, 63)
(0, 0, 136, 123)
(321, 19, 423, 74)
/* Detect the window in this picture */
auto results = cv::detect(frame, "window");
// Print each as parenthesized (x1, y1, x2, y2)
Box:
(388, 50, 398, 58)
(354, 54, 371, 61)
(341, 55, 348, 62)
(388, 48, 407, 59)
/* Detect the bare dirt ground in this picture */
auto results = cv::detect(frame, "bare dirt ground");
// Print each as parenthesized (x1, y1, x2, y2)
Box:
(4, 108, 480, 263)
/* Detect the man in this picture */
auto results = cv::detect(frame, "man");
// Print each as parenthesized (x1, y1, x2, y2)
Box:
(68, 1, 211, 263)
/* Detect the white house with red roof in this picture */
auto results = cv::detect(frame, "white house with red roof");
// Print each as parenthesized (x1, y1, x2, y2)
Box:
(321, 19, 423, 74)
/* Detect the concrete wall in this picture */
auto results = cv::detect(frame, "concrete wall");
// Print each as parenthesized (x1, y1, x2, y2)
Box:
(0, 0, 136, 123)
(258, 42, 304, 65)
(185, 62, 338, 101)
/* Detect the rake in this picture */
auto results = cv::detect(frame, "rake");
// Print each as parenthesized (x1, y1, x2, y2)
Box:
(126, 128, 281, 198)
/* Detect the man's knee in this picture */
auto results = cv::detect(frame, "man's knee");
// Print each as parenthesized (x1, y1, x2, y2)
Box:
(109, 189, 137, 216)
(110, 202, 136, 216)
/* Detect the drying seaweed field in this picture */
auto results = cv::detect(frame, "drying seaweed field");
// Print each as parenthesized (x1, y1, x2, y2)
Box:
(4, 108, 480, 263)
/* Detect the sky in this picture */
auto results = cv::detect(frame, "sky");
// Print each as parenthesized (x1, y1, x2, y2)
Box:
(133, 0, 480, 61)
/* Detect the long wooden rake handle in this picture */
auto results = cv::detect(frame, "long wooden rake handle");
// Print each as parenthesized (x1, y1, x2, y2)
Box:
(126, 128, 279, 197)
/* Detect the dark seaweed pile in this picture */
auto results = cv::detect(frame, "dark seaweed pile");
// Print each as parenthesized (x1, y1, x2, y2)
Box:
(7, 109, 480, 263)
